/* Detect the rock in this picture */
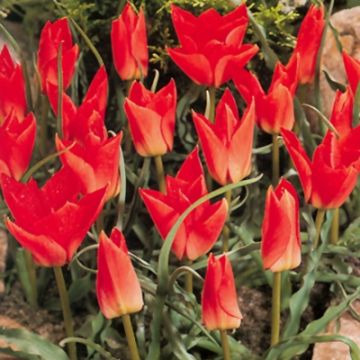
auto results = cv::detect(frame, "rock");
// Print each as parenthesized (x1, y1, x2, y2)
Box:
(320, 6, 360, 116)
(312, 300, 360, 360)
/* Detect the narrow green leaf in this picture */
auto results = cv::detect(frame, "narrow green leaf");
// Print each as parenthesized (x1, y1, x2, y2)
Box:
(0, 327, 69, 360)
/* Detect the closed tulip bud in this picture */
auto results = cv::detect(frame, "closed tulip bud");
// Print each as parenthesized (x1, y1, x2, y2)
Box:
(193, 88, 255, 185)
(0, 46, 26, 119)
(111, 3, 148, 80)
(37, 18, 79, 94)
(261, 179, 301, 272)
(96, 228, 144, 319)
(124, 79, 177, 157)
(168, 4, 258, 87)
(202, 253, 242, 331)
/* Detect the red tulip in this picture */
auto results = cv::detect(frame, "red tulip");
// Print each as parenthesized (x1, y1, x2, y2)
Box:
(281, 129, 359, 209)
(261, 179, 301, 272)
(289, 4, 325, 84)
(1, 168, 106, 267)
(168, 4, 258, 87)
(330, 86, 353, 138)
(234, 56, 298, 134)
(139, 147, 228, 261)
(111, 3, 148, 80)
(96, 228, 143, 319)
(51, 67, 122, 200)
(343, 51, 360, 94)
(202, 253, 242, 330)
(193, 88, 255, 185)
(124, 79, 177, 157)
(0, 112, 36, 180)
(0, 46, 26, 119)
(37, 17, 79, 94)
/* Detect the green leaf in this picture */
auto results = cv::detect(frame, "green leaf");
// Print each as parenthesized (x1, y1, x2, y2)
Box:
(68, 274, 92, 303)
(0, 327, 69, 360)
(322, 70, 346, 92)
(265, 334, 360, 360)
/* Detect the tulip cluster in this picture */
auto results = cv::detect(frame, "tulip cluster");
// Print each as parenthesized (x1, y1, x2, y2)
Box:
(1, 2, 360, 360)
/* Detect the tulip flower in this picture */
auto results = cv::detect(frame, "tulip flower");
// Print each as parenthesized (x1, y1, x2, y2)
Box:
(37, 17, 79, 94)
(0, 112, 36, 180)
(233, 55, 298, 134)
(261, 179, 301, 272)
(96, 228, 143, 319)
(343, 51, 360, 94)
(124, 79, 177, 157)
(0, 46, 26, 119)
(51, 67, 122, 200)
(111, 3, 148, 80)
(202, 253, 242, 330)
(1, 168, 106, 267)
(330, 86, 354, 138)
(139, 147, 228, 261)
(193, 88, 255, 185)
(289, 4, 325, 84)
(281, 129, 359, 209)
(168, 4, 258, 87)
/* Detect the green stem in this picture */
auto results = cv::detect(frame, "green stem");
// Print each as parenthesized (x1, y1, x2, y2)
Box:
(24, 251, 37, 308)
(154, 155, 166, 193)
(330, 208, 339, 245)
(222, 190, 232, 252)
(208, 87, 216, 123)
(122, 314, 140, 360)
(220, 330, 231, 360)
(53, 266, 77, 360)
(185, 261, 193, 294)
(272, 134, 279, 187)
(313, 209, 326, 250)
(271, 271, 281, 346)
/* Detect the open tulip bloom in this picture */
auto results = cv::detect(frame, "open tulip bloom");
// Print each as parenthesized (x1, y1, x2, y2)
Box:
(193, 88, 256, 185)
(37, 17, 79, 95)
(168, 4, 258, 87)
(124, 79, 177, 157)
(51, 67, 122, 200)
(281, 129, 360, 210)
(233, 55, 298, 134)
(140, 147, 228, 261)
(202, 253, 242, 331)
(261, 178, 301, 272)
(1, 167, 106, 267)
(0, 46, 27, 119)
(111, 3, 148, 80)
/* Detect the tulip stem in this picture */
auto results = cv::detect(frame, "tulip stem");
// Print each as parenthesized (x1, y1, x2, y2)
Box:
(330, 208, 339, 245)
(220, 330, 231, 360)
(313, 209, 326, 249)
(53, 266, 77, 360)
(272, 134, 279, 186)
(271, 271, 281, 346)
(24, 250, 38, 308)
(185, 261, 193, 294)
(222, 190, 232, 252)
(208, 87, 216, 123)
(122, 314, 140, 360)
(154, 155, 166, 193)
